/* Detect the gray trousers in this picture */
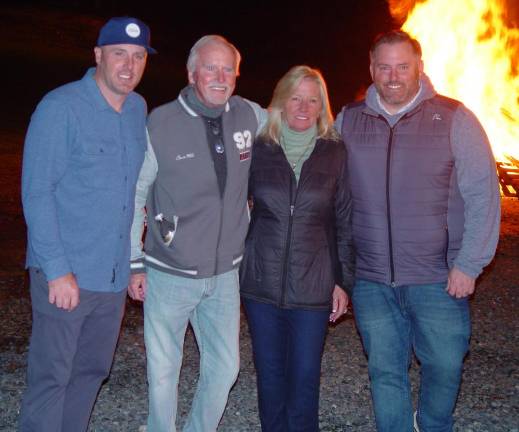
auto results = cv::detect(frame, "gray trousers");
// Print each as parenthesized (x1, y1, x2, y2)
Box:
(18, 268, 126, 432)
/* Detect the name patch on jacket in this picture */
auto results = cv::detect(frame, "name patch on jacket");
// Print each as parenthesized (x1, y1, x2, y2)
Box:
(234, 130, 252, 162)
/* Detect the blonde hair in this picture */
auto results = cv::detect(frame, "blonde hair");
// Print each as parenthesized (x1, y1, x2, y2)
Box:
(261, 65, 338, 144)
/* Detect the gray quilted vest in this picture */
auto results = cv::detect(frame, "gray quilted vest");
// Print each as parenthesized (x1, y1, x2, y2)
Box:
(340, 95, 464, 286)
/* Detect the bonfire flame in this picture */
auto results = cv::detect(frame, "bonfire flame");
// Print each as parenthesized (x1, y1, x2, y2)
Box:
(389, 0, 519, 162)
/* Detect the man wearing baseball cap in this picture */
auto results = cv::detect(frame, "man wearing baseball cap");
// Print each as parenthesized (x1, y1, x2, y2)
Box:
(19, 16, 155, 431)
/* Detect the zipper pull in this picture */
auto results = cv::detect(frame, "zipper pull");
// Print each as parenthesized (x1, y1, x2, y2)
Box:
(290, 205, 294, 216)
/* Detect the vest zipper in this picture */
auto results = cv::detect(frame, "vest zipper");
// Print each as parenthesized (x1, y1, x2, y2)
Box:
(385, 125, 396, 286)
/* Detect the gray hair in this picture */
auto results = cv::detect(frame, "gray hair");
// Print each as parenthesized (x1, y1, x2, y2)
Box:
(186, 35, 241, 74)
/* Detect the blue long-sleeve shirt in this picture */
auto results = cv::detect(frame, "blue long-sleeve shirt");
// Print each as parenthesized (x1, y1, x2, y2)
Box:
(22, 68, 147, 292)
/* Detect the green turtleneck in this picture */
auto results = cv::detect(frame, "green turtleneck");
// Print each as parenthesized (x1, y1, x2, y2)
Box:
(280, 123, 317, 182)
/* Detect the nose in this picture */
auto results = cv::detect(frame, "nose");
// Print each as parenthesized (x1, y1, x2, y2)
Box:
(126, 56, 134, 71)
(299, 99, 309, 112)
(390, 68, 398, 81)
(216, 68, 225, 83)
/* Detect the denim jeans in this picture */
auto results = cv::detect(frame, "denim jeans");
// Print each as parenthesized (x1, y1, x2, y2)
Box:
(242, 298, 329, 432)
(352, 279, 471, 432)
(144, 267, 241, 432)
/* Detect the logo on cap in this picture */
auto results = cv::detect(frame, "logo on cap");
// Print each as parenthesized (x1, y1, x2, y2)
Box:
(125, 23, 141, 38)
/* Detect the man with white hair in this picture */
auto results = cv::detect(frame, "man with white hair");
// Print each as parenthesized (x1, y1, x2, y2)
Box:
(129, 35, 265, 431)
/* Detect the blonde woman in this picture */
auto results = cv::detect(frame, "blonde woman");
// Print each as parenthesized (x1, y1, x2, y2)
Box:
(240, 65, 355, 431)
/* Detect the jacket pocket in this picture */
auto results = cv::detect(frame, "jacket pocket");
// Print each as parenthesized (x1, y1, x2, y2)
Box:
(154, 214, 179, 247)
(81, 136, 120, 156)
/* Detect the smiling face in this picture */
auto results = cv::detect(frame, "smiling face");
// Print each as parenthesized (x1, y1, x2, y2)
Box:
(370, 41, 423, 114)
(94, 44, 147, 107)
(188, 42, 237, 108)
(283, 78, 322, 132)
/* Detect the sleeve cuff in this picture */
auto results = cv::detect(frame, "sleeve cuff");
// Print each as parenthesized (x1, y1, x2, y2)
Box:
(451, 260, 481, 279)
(41, 256, 72, 281)
(130, 258, 147, 275)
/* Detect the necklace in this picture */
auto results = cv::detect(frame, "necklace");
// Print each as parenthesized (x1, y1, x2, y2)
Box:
(280, 135, 315, 170)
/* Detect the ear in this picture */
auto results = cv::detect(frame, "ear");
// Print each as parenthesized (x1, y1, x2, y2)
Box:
(188, 70, 196, 85)
(369, 62, 375, 81)
(418, 59, 424, 75)
(94, 47, 102, 65)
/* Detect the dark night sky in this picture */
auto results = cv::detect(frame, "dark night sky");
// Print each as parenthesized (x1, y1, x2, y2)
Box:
(123, 0, 396, 110)
(3, 0, 517, 131)
(2, 0, 398, 130)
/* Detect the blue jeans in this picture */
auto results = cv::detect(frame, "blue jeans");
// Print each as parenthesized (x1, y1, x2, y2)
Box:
(243, 298, 329, 432)
(144, 267, 241, 432)
(352, 279, 471, 432)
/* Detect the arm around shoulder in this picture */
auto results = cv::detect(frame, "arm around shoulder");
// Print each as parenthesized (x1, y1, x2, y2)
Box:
(243, 98, 268, 133)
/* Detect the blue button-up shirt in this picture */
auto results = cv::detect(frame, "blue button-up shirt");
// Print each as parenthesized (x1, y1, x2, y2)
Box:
(22, 68, 147, 292)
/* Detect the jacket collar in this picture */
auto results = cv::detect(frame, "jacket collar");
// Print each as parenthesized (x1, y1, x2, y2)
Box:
(363, 73, 437, 123)
(178, 89, 230, 117)
(82, 67, 139, 113)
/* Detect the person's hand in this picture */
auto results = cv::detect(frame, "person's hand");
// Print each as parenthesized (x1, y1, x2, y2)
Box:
(48, 273, 80, 311)
(446, 267, 476, 298)
(329, 285, 349, 323)
(128, 273, 147, 301)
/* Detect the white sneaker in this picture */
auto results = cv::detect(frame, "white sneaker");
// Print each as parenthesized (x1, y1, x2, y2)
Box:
(414, 411, 420, 432)
(138, 426, 147, 432)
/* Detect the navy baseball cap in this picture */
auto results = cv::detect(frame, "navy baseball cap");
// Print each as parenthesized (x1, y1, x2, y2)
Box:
(97, 17, 157, 54)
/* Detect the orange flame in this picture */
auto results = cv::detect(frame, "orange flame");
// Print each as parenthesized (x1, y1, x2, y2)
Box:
(389, 0, 519, 162)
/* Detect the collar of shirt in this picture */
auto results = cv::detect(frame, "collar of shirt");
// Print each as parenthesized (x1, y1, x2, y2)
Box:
(82, 67, 139, 113)
(376, 82, 423, 116)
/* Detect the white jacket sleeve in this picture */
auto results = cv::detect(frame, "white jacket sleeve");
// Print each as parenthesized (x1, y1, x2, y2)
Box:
(130, 129, 158, 272)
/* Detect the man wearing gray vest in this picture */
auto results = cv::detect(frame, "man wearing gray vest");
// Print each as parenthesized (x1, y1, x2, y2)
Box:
(128, 35, 265, 431)
(336, 30, 500, 432)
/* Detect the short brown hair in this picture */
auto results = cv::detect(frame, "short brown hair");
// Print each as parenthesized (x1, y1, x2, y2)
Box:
(370, 30, 422, 61)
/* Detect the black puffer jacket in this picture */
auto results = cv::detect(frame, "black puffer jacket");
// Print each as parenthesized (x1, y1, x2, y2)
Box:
(240, 136, 355, 310)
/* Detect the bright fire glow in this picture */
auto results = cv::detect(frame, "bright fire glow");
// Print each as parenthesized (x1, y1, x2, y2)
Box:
(389, 0, 519, 162)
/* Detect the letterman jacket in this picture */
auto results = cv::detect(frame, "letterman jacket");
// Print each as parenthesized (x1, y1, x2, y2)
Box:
(130, 90, 265, 278)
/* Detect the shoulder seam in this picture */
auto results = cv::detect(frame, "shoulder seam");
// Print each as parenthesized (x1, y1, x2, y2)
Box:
(344, 100, 366, 110)
(430, 94, 461, 110)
